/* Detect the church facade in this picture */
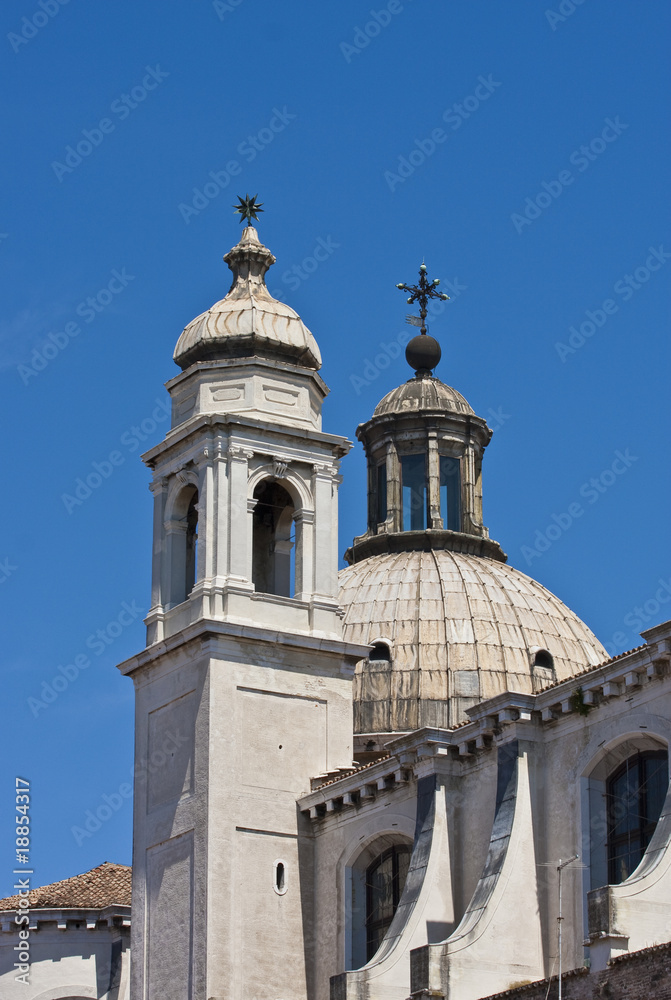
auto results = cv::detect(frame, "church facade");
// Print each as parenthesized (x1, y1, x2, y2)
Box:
(2, 220, 669, 999)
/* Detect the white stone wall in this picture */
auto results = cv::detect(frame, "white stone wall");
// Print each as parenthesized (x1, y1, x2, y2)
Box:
(0, 918, 130, 1000)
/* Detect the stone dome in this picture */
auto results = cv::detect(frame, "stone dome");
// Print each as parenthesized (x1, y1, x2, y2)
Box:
(338, 547, 607, 732)
(174, 226, 321, 371)
(373, 376, 474, 418)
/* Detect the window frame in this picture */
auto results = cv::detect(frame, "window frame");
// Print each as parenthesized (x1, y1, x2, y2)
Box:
(606, 749, 668, 885)
(364, 843, 412, 961)
(400, 453, 428, 532)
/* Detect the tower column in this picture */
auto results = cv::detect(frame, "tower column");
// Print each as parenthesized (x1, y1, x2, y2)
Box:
(427, 429, 442, 529)
(147, 477, 168, 644)
(386, 439, 401, 533)
(294, 509, 313, 600)
(213, 442, 229, 592)
(313, 464, 336, 598)
(228, 446, 253, 584)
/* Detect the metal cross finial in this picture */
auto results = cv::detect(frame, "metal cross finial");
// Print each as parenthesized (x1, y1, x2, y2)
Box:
(233, 193, 264, 226)
(396, 262, 449, 334)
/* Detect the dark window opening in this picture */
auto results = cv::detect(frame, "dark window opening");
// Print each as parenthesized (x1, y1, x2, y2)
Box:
(252, 480, 296, 598)
(376, 463, 387, 525)
(533, 649, 554, 670)
(275, 862, 285, 892)
(365, 844, 411, 961)
(185, 490, 198, 597)
(439, 456, 461, 531)
(170, 485, 198, 607)
(401, 454, 427, 531)
(369, 642, 391, 662)
(607, 750, 668, 884)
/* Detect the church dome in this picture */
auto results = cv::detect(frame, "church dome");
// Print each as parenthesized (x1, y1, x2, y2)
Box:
(339, 548, 608, 732)
(373, 375, 474, 417)
(174, 226, 322, 371)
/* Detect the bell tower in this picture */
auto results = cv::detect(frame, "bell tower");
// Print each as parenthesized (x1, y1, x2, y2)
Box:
(118, 210, 366, 1000)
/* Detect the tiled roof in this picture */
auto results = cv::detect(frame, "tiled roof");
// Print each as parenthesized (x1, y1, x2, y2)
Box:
(538, 642, 648, 694)
(0, 862, 131, 911)
(313, 755, 391, 790)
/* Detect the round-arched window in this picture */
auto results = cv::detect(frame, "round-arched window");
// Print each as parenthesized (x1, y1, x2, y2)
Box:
(369, 641, 391, 662)
(606, 749, 668, 884)
(365, 844, 411, 961)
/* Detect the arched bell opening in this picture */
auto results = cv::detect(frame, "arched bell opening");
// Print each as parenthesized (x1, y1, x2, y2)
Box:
(166, 483, 199, 608)
(252, 480, 297, 598)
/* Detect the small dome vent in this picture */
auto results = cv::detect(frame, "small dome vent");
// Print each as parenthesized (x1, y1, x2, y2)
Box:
(533, 649, 554, 671)
(369, 641, 391, 661)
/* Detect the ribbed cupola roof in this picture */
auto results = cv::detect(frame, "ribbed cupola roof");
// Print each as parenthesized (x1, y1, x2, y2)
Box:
(173, 225, 322, 371)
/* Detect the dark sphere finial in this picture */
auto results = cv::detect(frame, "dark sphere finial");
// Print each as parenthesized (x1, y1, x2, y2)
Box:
(405, 334, 441, 376)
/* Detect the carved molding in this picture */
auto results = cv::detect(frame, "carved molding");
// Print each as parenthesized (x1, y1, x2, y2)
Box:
(312, 462, 336, 478)
(229, 445, 254, 461)
(175, 468, 192, 486)
(149, 477, 168, 495)
(273, 458, 289, 479)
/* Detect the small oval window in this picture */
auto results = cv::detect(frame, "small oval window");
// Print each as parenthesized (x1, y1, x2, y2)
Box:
(273, 860, 287, 895)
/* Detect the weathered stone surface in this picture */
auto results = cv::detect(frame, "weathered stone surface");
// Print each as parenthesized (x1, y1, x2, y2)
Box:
(340, 548, 607, 730)
(174, 226, 321, 371)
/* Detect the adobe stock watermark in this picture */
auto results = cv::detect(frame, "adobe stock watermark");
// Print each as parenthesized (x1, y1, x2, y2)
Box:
(16, 268, 135, 385)
(384, 75, 501, 193)
(546, 0, 590, 31)
(511, 117, 628, 234)
(349, 276, 466, 394)
(555, 246, 671, 362)
(213, 0, 245, 18)
(486, 406, 511, 433)
(521, 449, 638, 566)
(340, 1, 411, 62)
(8, 0, 72, 53)
(602, 576, 671, 657)
(267, 236, 340, 298)
(0, 557, 18, 584)
(60, 397, 171, 513)
(178, 106, 296, 224)
(27, 600, 144, 717)
(71, 728, 189, 845)
(51, 66, 169, 181)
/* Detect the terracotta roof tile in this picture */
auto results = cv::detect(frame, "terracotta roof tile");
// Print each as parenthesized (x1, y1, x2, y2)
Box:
(312, 755, 391, 789)
(0, 862, 131, 911)
(537, 642, 648, 695)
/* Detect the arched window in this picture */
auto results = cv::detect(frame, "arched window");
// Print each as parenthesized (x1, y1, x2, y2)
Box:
(252, 480, 296, 597)
(185, 488, 198, 597)
(533, 649, 554, 670)
(606, 749, 668, 884)
(168, 484, 198, 607)
(365, 844, 411, 961)
(369, 641, 391, 662)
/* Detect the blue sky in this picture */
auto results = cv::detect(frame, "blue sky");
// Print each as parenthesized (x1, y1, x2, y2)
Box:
(1, 0, 669, 893)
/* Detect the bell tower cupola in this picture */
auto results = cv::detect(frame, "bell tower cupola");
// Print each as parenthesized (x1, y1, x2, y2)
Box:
(345, 261, 506, 565)
(143, 201, 352, 644)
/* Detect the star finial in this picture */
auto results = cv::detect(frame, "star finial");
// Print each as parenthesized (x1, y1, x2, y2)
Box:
(396, 262, 449, 334)
(233, 193, 264, 226)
